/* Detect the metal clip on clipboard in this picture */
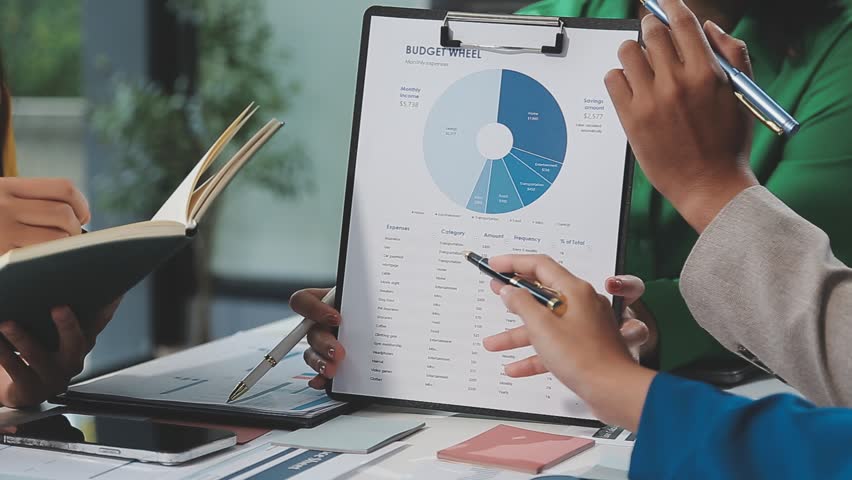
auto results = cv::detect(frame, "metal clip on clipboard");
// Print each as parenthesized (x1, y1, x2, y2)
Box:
(440, 12, 565, 54)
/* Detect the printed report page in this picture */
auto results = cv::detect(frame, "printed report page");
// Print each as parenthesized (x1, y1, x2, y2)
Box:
(333, 14, 637, 420)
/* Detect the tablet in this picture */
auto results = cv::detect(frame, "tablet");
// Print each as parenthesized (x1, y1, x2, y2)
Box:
(330, 7, 637, 424)
(3, 412, 236, 465)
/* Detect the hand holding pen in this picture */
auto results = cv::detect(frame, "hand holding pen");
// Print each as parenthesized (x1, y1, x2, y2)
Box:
(605, 0, 762, 233)
(464, 251, 568, 316)
(290, 288, 346, 390)
(639, 0, 798, 136)
(466, 251, 653, 364)
(228, 288, 343, 402)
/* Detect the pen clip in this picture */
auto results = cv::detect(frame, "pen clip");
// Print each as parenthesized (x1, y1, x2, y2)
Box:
(532, 280, 566, 301)
(734, 91, 783, 136)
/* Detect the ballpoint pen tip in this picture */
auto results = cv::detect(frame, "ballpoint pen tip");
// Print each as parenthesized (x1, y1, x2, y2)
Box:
(227, 383, 248, 403)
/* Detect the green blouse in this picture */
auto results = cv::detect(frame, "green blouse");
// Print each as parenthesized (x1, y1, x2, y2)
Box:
(519, 0, 852, 370)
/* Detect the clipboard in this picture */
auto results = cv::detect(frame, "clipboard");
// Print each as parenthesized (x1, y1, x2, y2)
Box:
(330, 6, 638, 425)
(54, 392, 360, 430)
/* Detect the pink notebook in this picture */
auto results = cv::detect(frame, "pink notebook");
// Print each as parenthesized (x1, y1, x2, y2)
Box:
(437, 424, 595, 474)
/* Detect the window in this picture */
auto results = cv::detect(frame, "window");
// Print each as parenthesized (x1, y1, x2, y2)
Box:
(207, 0, 536, 338)
(207, 0, 430, 337)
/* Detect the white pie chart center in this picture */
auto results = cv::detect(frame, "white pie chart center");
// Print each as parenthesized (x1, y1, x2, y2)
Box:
(476, 122, 514, 160)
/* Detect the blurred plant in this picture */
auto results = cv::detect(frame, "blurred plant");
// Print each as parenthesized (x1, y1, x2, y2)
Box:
(91, 0, 310, 343)
(0, 0, 81, 96)
(92, 0, 309, 218)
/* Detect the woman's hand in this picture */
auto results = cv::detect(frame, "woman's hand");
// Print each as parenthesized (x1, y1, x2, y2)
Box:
(289, 288, 345, 390)
(485, 274, 652, 374)
(0, 178, 91, 255)
(485, 254, 656, 431)
(0, 299, 120, 408)
(605, 0, 758, 233)
(606, 276, 659, 362)
(289, 276, 655, 390)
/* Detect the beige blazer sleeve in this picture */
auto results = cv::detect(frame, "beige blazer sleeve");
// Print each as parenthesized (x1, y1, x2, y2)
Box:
(680, 186, 852, 407)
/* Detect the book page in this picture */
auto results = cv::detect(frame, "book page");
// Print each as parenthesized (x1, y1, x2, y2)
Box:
(333, 16, 636, 420)
(189, 119, 284, 224)
(152, 104, 258, 224)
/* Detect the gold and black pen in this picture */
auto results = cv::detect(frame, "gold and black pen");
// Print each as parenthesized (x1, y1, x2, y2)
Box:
(464, 251, 567, 316)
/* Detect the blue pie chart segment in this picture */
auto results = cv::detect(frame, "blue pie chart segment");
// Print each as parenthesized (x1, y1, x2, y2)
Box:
(510, 148, 561, 184)
(424, 69, 567, 214)
(504, 153, 550, 206)
(487, 159, 525, 213)
(423, 69, 502, 211)
(497, 70, 567, 170)
(466, 159, 492, 212)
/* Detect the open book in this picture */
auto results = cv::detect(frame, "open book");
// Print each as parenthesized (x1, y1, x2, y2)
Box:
(0, 105, 282, 349)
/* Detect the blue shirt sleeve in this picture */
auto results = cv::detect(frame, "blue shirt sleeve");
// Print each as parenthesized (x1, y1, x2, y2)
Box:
(630, 372, 852, 479)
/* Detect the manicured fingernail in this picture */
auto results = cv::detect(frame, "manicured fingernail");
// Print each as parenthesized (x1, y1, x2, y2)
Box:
(324, 314, 340, 326)
(612, 278, 624, 290)
(317, 360, 327, 375)
(327, 347, 336, 360)
(52, 307, 72, 323)
(622, 324, 642, 340)
(707, 20, 726, 34)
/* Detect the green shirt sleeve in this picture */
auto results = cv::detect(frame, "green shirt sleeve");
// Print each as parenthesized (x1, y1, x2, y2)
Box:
(515, 0, 584, 16)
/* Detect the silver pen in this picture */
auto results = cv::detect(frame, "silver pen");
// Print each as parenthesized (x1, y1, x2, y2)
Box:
(227, 288, 336, 403)
(640, 0, 800, 136)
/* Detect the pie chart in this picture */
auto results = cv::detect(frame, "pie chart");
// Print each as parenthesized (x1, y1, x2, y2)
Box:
(424, 69, 567, 214)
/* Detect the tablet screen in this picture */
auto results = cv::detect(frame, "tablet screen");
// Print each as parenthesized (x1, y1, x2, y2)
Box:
(333, 10, 637, 421)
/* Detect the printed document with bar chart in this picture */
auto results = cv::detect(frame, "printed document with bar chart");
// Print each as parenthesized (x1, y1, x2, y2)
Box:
(332, 8, 638, 422)
(60, 328, 348, 428)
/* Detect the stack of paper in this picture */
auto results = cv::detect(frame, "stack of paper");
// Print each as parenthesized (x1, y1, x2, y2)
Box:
(0, 437, 406, 480)
(272, 415, 425, 453)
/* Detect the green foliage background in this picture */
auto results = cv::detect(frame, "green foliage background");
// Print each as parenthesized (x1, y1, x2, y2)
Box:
(1, 0, 308, 216)
(0, 0, 82, 96)
(92, 0, 309, 217)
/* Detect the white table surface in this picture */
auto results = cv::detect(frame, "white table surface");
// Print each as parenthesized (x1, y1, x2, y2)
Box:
(0, 317, 797, 479)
